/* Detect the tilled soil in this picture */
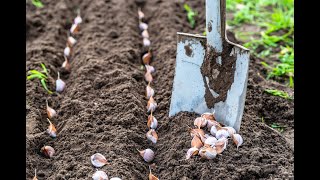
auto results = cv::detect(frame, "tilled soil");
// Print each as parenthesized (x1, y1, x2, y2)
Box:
(26, 0, 294, 179)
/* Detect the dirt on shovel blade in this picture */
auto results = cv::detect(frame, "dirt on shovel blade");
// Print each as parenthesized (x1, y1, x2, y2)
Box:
(26, 0, 293, 179)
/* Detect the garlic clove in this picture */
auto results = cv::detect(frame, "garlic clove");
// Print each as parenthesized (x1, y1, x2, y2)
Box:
(46, 118, 57, 138)
(186, 147, 199, 159)
(64, 46, 71, 57)
(139, 22, 148, 31)
(191, 135, 203, 149)
(138, 8, 144, 20)
(210, 125, 218, 137)
(143, 38, 151, 47)
(147, 113, 158, 129)
(148, 165, 159, 180)
(193, 117, 207, 129)
(189, 128, 205, 138)
(56, 72, 66, 93)
(92, 170, 108, 180)
(67, 36, 77, 48)
(215, 137, 228, 154)
(41, 145, 55, 158)
(232, 134, 243, 150)
(62, 56, 71, 71)
(138, 148, 155, 163)
(223, 127, 236, 136)
(199, 146, 217, 160)
(33, 169, 38, 180)
(206, 119, 221, 129)
(147, 96, 157, 113)
(74, 16, 82, 25)
(110, 178, 122, 180)
(146, 83, 155, 99)
(215, 129, 230, 139)
(145, 72, 153, 83)
(142, 30, 149, 39)
(91, 153, 108, 167)
(146, 129, 158, 144)
(46, 99, 57, 119)
(145, 65, 155, 74)
(204, 136, 218, 147)
(142, 51, 152, 65)
(201, 112, 215, 121)
(70, 23, 80, 34)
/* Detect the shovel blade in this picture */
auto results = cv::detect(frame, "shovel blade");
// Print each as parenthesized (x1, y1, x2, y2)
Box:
(169, 33, 250, 132)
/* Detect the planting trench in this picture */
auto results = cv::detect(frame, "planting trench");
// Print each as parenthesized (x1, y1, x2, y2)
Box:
(26, 0, 293, 179)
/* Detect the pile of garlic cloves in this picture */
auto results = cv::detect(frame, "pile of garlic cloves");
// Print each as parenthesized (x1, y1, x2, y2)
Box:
(186, 112, 243, 160)
(137, 7, 160, 180)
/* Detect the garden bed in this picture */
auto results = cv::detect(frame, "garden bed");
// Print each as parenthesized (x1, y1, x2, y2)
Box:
(26, 0, 293, 179)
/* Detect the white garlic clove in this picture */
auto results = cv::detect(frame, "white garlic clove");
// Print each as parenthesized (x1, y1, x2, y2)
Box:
(232, 134, 243, 150)
(147, 113, 158, 129)
(145, 65, 155, 74)
(62, 56, 71, 71)
(139, 22, 148, 31)
(206, 119, 221, 129)
(110, 178, 122, 180)
(143, 38, 151, 47)
(210, 125, 218, 137)
(142, 51, 152, 65)
(199, 146, 217, 159)
(204, 134, 212, 138)
(138, 8, 144, 20)
(147, 96, 157, 113)
(138, 148, 155, 163)
(70, 23, 80, 34)
(64, 46, 71, 57)
(201, 112, 215, 121)
(215, 129, 230, 139)
(92, 170, 108, 180)
(46, 118, 57, 138)
(146, 129, 158, 144)
(46, 100, 57, 119)
(41, 145, 55, 158)
(142, 30, 149, 39)
(74, 15, 82, 25)
(67, 36, 77, 47)
(56, 72, 66, 93)
(223, 127, 236, 136)
(146, 83, 155, 99)
(214, 137, 228, 154)
(186, 147, 199, 159)
(91, 153, 108, 167)
(191, 135, 203, 149)
(204, 136, 217, 146)
(145, 72, 153, 83)
(193, 117, 207, 129)
(189, 128, 205, 138)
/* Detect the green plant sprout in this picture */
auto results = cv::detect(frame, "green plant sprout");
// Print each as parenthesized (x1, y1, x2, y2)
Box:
(264, 89, 292, 99)
(31, 0, 44, 8)
(270, 123, 285, 133)
(27, 63, 53, 94)
(184, 3, 197, 29)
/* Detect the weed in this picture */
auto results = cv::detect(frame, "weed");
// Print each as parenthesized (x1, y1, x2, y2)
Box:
(264, 89, 292, 99)
(270, 123, 285, 132)
(31, 0, 43, 8)
(27, 63, 53, 94)
(184, 3, 197, 29)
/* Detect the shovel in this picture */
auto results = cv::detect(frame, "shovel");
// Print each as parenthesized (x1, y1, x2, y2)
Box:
(169, 0, 250, 132)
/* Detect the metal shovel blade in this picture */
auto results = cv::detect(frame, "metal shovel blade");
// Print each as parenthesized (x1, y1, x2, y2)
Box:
(169, 0, 250, 132)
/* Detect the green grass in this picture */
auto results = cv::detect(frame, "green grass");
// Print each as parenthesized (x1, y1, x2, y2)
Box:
(27, 63, 53, 94)
(226, 0, 294, 88)
(31, 0, 44, 8)
(264, 89, 293, 99)
(184, 3, 197, 29)
(270, 123, 286, 133)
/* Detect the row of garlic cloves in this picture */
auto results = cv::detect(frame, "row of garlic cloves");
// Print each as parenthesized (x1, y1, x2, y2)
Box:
(34, 11, 84, 180)
(136, 7, 159, 180)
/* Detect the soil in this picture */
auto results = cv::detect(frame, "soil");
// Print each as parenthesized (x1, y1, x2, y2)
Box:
(26, 0, 294, 179)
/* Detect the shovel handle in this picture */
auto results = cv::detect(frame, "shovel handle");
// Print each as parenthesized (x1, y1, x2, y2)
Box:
(206, 0, 226, 53)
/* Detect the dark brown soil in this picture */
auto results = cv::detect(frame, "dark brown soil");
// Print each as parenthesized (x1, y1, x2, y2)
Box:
(26, 0, 294, 179)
